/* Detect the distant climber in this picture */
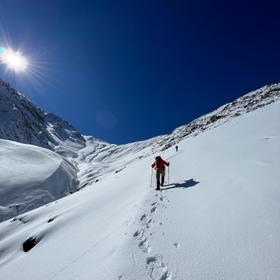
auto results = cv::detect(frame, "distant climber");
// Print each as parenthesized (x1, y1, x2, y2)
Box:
(175, 145, 178, 152)
(151, 156, 169, 190)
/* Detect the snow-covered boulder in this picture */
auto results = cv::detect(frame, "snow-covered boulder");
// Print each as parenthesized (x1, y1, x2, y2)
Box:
(0, 139, 79, 222)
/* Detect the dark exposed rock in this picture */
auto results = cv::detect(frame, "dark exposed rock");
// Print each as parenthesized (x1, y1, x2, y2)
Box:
(22, 237, 38, 252)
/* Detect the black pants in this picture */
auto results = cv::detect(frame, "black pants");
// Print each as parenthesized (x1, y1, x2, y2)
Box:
(156, 168, 165, 189)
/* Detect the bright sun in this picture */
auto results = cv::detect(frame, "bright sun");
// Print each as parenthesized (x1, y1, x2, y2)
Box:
(0, 48, 28, 72)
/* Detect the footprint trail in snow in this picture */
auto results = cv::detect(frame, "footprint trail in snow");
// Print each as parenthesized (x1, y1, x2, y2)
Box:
(131, 192, 173, 280)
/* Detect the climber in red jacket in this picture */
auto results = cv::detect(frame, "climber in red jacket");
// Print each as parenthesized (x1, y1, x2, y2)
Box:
(151, 156, 169, 190)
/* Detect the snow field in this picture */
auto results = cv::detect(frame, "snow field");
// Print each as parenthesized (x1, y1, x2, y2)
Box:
(109, 101, 280, 280)
(0, 101, 279, 279)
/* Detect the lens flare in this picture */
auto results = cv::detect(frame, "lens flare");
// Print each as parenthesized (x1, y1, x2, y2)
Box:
(0, 24, 54, 95)
(0, 47, 28, 72)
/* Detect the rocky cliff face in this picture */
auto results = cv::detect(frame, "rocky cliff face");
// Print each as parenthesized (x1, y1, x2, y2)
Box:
(0, 79, 85, 158)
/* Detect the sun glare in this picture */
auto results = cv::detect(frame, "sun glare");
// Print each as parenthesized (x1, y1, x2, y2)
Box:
(0, 48, 28, 72)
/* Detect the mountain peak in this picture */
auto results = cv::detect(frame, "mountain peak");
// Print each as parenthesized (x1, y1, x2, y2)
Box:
(0, 79, 86, 157)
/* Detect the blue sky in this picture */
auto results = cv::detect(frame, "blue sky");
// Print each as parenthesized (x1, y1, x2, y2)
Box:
(0, 0, 279, 144)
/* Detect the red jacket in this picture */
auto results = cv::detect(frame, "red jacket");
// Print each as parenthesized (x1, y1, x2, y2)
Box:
(151, 158, 169, 169)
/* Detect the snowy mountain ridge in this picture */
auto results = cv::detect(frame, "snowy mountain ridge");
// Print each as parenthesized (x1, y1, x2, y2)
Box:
(156, 83, 280, 151)
(1, 79, 280, 159)
(0, 79, 86, 158)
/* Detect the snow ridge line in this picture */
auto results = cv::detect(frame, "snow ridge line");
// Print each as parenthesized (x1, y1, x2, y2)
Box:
(156, 83, 280, 151)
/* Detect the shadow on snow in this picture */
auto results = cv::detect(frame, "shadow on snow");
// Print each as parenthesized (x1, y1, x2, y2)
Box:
(162, 179, 199, 190)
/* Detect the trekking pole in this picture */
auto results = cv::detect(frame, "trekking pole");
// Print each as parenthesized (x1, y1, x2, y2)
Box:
(168, 166, 170, 184)
(150, 168, 153, 188)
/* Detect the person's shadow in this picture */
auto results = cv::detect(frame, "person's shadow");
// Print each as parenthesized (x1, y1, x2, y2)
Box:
(162, 179, 199, 190)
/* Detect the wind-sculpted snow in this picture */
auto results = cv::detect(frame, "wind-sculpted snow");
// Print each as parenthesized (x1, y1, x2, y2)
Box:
(76, 135, 162, 188)
(0, 140, 79, 222)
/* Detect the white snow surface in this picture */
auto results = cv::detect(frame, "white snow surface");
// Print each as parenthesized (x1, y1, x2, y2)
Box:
(0, 140, 79, 222)
(0, 99, 279, 279)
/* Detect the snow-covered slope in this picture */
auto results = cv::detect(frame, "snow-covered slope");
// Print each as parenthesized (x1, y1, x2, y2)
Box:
(76, 83, 280, 188)
(0, 97, 279, 279)
(0, 140, 79, 222)
(77, 135, 162, 188)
